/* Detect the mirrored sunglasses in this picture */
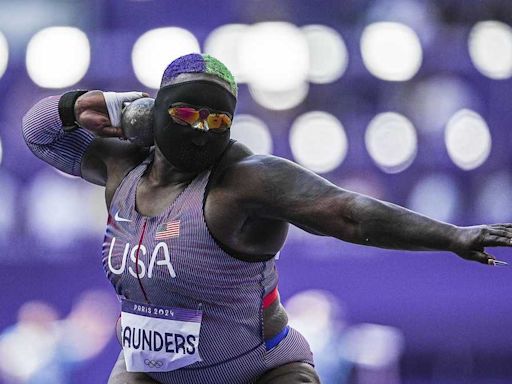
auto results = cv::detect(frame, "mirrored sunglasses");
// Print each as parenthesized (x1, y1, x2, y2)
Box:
(168, 106, 232, 132)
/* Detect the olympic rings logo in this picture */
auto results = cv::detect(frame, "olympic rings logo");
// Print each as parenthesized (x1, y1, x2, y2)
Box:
(144, 359, 163, 368)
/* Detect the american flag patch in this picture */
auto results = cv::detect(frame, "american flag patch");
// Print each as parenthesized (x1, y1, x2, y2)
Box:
(155, 220, 180, 240)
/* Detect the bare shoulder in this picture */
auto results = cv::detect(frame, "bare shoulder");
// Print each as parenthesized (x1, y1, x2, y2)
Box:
(211, 141, 270, 189)
(214, 145, 344, 221)
(217, 147, 326, 196)
(207, 141, 273, 206)
(208, 142, 351, 238)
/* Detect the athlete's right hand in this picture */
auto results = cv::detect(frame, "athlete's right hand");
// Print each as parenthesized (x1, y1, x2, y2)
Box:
(74, 90, 148, 138)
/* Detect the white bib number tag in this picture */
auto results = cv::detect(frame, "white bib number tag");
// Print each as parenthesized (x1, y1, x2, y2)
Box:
(121, 299, 202, 372)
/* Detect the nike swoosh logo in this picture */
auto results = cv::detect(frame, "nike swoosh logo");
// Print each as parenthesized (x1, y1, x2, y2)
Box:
(114, 211, 132, 223)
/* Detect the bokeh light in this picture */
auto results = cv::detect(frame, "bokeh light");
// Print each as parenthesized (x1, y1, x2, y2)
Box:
(444, 109, 491, 170)
(132, 27, 200, 89)
(0, 32, 8, 80)
(475, 171, 512, 223)
(203, 24, 248, 83)
(26, 27, 90, 88)
(365, 112, 417, 173)
(286, 290, 345, 352)
(239, 22, 309, 91)
(231, 114, 273, 154)
(361, 22, 422, 81)
(302, 24, 348, 84)
(248, 82, 309, 110)
(407, 173, 459, 222)
(290, 111, 348, 173)
(342, 323, 404, 368)
(469, 21, 512, 80)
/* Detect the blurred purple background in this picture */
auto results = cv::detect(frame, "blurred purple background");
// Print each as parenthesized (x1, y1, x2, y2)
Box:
(1, 0, 512, 383)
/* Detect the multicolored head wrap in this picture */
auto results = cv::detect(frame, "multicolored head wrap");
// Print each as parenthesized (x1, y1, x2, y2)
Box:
(160, 53, 238, 97)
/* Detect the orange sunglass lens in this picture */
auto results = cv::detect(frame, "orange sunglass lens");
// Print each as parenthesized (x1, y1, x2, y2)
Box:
(207, 115, 222, 128)
(207, 114, 232, 129)
(223, 115, 232, 126)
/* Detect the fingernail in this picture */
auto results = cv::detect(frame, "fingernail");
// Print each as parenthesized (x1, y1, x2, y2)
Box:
(494, 260, 508, 266)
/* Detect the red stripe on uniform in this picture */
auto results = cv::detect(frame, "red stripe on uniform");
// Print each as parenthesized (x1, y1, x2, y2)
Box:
(262, 287, 278, 309)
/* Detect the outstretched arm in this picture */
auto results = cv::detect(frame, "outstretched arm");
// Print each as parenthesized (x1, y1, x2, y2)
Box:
(230, 155, 511, 265)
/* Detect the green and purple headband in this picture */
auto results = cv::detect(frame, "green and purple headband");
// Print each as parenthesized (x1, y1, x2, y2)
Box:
(160, 53, 238, 97)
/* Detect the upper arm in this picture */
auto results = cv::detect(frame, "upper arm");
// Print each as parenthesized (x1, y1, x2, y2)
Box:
(223, 155, 364, 241)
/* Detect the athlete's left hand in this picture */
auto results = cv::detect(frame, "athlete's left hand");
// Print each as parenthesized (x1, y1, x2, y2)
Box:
(452, 224, 512, 265)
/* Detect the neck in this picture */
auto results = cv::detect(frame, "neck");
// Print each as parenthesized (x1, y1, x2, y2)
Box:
(146, 146, 198, 186)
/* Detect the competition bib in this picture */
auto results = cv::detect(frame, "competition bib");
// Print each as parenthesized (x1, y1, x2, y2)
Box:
(121, 299, 203, 372)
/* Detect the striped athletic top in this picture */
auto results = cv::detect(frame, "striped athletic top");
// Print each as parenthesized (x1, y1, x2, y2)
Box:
(103, 153, 285, 374)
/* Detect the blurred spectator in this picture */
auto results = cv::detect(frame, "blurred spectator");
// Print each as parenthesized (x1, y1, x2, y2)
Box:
(341, 323, 404, 384)
(0, 290, 117, 384)
(286, 289, 353, 384)
(286, 289, 404, 384)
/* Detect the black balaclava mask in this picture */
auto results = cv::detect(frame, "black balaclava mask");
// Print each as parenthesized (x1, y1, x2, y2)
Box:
(153, 80, 237, 173)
